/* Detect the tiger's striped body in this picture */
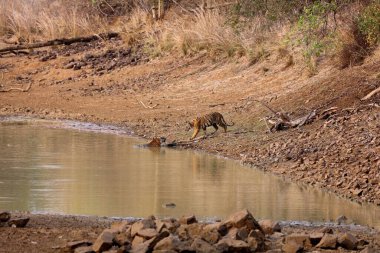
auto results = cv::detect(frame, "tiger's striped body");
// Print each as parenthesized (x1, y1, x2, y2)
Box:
(189, 112, 234, 140)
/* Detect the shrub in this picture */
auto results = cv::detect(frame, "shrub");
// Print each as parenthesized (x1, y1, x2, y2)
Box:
(357, 0, 380, 46)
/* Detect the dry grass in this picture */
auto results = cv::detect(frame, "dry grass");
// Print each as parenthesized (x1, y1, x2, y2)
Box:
(0, 0, 107, 42)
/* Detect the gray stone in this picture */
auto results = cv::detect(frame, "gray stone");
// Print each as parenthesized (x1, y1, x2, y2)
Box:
(93, 230, 115, 252)
(316, 234, 337, 249)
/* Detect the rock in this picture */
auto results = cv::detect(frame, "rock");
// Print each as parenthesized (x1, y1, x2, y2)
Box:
(316, 234, 337, 249)
(8, 217, 30, 227)
(247, 237, 259, 252)
(258, 219, 281, 235)
(221, 209, 263, 232)
(66, 241, 93, 251)
(132, 236, 145, 248)
(179, 215, 197, 225)
(335, 215, 348, 225)
(153, 236, 181, 251)
(114, 232, 131, 247)
(360, 246, 376, 253)
(186, 223, 204, 239)
(0, 211, 11, 222)
(236, 227, 249, 241)
(111, 221, 131, 233)
(131, 219, 156, 237)
(191, 238, 218, 253)
(338, 233, 358, 250)
(282, 240, 303, 253)
(137, 228, 158, 239)
(216, 238, 250, 252)
(92, 230, 115, 252)
(309, 232, 324, 245)
(74, 246, 95, 253)
(284, 234, 312, 250)
(201, 224, 220, 244)
(131, 231, 170, 253)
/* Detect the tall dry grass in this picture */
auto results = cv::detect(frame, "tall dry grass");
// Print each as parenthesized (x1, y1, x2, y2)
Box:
(0, 0, 107, 42)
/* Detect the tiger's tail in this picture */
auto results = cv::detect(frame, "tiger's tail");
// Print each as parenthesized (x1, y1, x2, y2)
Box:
(221, 116, 234, 126)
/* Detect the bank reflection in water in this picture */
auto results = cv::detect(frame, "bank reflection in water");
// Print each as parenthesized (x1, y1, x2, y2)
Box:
(0, 121, 379, 229)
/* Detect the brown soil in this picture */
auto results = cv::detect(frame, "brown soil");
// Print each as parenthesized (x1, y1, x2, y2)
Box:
(0, 37, 379, 252)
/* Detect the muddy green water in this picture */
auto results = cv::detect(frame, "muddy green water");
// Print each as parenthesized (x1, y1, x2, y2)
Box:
(0, 119, 379, 228)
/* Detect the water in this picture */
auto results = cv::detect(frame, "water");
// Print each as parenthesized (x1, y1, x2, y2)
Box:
(0, 119, 379, 228)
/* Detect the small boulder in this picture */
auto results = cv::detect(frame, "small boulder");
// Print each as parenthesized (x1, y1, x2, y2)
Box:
(258, 220, 281, 235)
(221, 209, 263, 232)
(282, 240, 303, 253)
(92, 230, 115, 253)
(131, 219, 156, 237)
(309, 232, 324, 245)
(74, 246, 95, 253)
(66, 240, 92, 251)
(338, 232, 358, 250)
(201, 224, 220, 244)
(284, 234, 312, 250)
(191, 238, 218, 253)
(216, 238, 250, 252)
(153, 235, 181, 251)
(0, 211, 11, 222)
(179, 215, 197, 225)
(8, 217, 30, 228)
(131, 236, 145, 249)
(316, 234, 337, 249)
(137, 228, 158, 239)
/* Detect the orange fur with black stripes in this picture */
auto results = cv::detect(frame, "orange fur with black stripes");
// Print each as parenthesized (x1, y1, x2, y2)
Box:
(144, 137, 166, 147)
(189, 112, 234, 140)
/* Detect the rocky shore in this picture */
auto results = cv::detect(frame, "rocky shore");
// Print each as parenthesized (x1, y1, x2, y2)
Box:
(1, 210, 379, 253)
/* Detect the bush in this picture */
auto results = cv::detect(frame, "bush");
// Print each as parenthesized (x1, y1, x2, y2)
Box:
(357, 0, 380, 46)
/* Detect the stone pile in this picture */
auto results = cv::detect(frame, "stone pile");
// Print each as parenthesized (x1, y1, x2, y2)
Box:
(0, 211, 30, 228)
(62, 209, 374, 253)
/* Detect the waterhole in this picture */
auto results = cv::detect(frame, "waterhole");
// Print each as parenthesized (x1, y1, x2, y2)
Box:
(0, 118, 379, 228)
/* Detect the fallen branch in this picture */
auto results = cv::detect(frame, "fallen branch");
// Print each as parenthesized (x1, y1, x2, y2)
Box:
(361, 86, 380, 101)
(209, 103, 225, 107)
(0, 32, 119, 54)
(138, 100, 158, 109)
(0, 83, 31, 92)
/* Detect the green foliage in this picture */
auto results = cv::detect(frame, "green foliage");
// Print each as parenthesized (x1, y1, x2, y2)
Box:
(358, 1, 380, 46)
(296, 1, 341, 72)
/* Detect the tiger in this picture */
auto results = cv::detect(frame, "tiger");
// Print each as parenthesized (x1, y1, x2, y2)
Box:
(189, 112, 234, 140)
(144, 137, 166, 147)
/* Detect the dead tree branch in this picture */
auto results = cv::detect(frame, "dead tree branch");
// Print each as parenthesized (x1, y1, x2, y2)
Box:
(0, 32, 119, 54)
(361, 86, 380, 101)
(0, 83, 31, 92)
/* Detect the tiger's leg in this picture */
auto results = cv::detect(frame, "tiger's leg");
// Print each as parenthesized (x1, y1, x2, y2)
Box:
(219, 123, 227, 133)
(202, 126, 207, 137)
(212, 124, 218, 134)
